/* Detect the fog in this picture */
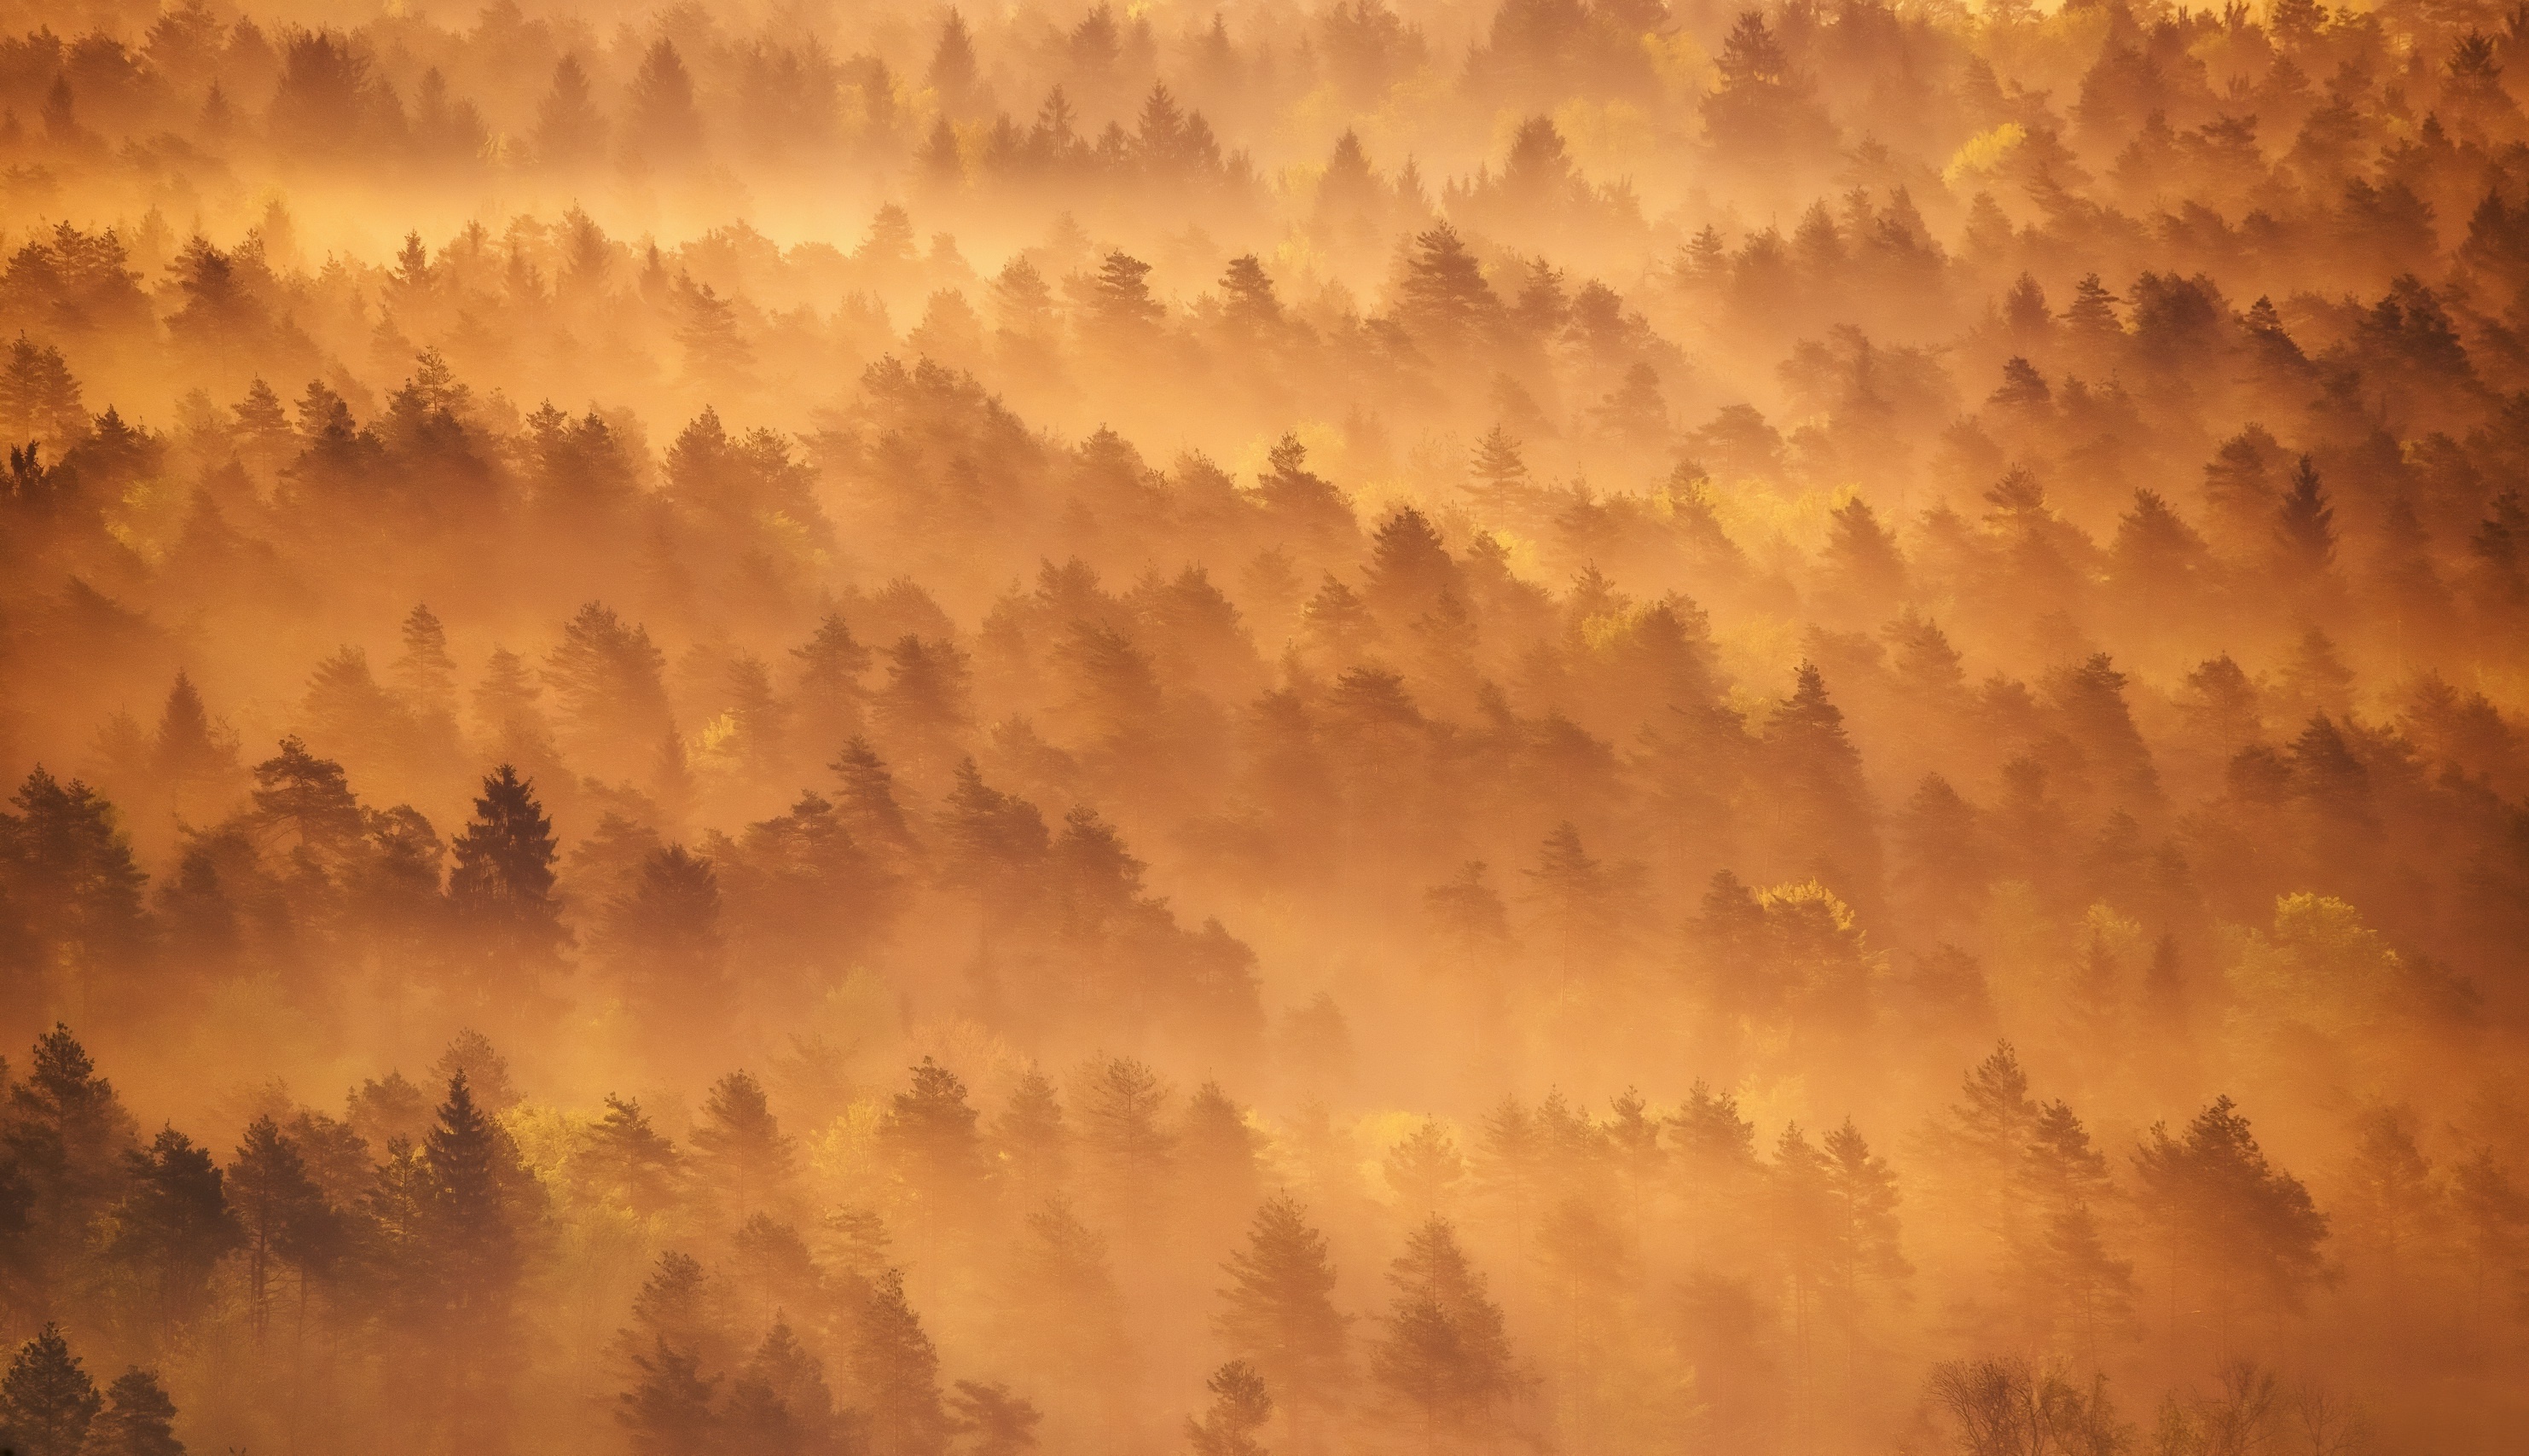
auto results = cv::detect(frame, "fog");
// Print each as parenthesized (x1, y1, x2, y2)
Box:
(0, 0, 2525, 1452)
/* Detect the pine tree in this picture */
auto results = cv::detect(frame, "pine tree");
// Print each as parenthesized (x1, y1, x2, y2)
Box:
(2, 773, 150, 976)
(624, 39, 704, 164)
(1218, 1195, 1351, 1443)
(937, 758, 1047, 943)
(994, 1069, 1070, 1206)
(1465, 425, 1533, 520)
(601, 845, 725, 1038)
(614, 1250, 734, 1377)
(850, 1266, 953, 1456)
(691, 1070, 798, 1224)
(948, 1380, 1041, 1456)
(1395, 224, 1499, 346)
(108, 1126, 241, 1332)
(229, 1114, 328, 1337)
(1012, 1197, 1129, 1394)
(430, 1030, 520, 1113)
(544, 602, 672, 773)
(2017, 1099, 2132, 1361)
(1179, 1082, 1265, 1235)
(794, 612, 873, 752)
(618, 1338, 718, 1456)
(1186, 1360, 1273, 1456)
(1382, 1119, 1466, 1219)
(1080, 1056, 1174, 1229)
(392, 603, 458, 721)
(1524, 821, 1618, 986)
(576, 1094, 681, 1215)
(2134, 1097, 2329, 1348)
(0, 1325, 100, 1456)
(726, 1320, 837, 1455)
(2335, 1106, 2439, 1331)
(879, 1058, 985, 1212)
(76, 1367, 182, 1456)
(1766, 663, 1882, 900)
(247, 736, 365, 858)
(1370, 1217, 1513, 1447)
(6, 1024, 140, 1290)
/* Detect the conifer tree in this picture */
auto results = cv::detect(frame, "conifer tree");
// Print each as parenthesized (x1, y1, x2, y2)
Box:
(446, 763, 566, 975)
(107, 1126, 241, 1332)
(2134, 1097, 2329, 1346)
(879, 1058, 985, 1212)
(0, 1324, 99, 1456)
(149, 672, 235, 818)
(618, 1339, 717, 1456)
(6, 1025, 139, 1292)
(421, 1071, 525, 1334)
(577, 1094, 681, 1215)
(948, 1380, 1041, 1456)
(229, 1114, 329, 1337)
(76, 1368, 183, 1456)
(691, 1070, 798, 1224)
(850, 1267, 953, 1456)
(1081, 1056, 1174, 1229)
(1382, 1119, 1466, 1219)
(994, 1070, 1070, 1207)
(2272, 455, 2337, 583)
(533, 55, 606, 166)
(1765, 663, 1882, 900)
(1218, 1195, 1351, 1444)
(1370, 1217, 1512, 1447)
(1187, 1360, 1273, 1456)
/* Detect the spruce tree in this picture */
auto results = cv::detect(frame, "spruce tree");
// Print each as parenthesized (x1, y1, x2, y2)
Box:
(421, 1071, 525, 1331)
(446, 763, 566, 974)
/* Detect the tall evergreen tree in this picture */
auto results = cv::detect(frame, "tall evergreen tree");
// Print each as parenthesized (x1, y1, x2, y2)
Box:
(1369, 1217, 1512, 1447)
(1218, 1195, 1351, 1446)
(446, 764, 566, 976)
(0, 1325, 99, 1456)
(76, 1367, 183, 1456)
(229, 1114, 330, 1337)
(107, 1127, 241, 1333)
(2134, 1097, 2329, 1348)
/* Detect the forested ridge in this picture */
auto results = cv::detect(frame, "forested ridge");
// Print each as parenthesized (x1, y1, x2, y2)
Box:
(0, 0, 2524, 1450)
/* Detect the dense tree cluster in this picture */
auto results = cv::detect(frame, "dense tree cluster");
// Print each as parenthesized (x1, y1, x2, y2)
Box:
(0, 0, 2526, 1449)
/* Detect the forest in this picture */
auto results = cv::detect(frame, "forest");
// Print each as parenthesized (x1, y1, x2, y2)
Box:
(0, 0, 2525, 1448)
